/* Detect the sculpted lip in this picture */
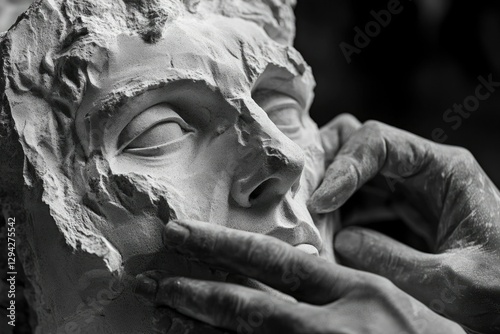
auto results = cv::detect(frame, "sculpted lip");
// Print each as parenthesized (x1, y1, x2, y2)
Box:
(294, 243, 319, 256)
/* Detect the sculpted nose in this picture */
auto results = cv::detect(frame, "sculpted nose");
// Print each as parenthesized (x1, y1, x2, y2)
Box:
(231, 136, 305, 208)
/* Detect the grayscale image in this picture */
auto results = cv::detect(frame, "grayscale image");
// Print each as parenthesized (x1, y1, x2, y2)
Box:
(1, 0, 499, 333)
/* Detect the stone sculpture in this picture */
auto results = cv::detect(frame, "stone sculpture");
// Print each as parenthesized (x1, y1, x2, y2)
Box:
(0, 0, 337, 332)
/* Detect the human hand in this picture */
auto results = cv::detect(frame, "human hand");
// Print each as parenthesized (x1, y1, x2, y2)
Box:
(309, 114, 500, 334)
(135, 219, 463, 334)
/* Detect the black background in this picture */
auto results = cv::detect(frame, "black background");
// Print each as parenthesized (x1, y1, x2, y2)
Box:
(294, 0, 500, 186)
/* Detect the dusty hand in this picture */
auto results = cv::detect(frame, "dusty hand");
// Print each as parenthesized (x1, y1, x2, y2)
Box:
(136, 220, 462, 334)
(309, 114, 500, 334)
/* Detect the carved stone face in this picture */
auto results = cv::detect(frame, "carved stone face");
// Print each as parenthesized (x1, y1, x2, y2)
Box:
(2, 1, 332, 333)
(79, 13, 326, 258)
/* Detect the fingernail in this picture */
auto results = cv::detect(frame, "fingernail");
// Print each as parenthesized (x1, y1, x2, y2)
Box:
(134, 275, 158, 301)
(335, 230, 362, 256)
(308, 192, 338, 213)
(163, 221, 190, 247)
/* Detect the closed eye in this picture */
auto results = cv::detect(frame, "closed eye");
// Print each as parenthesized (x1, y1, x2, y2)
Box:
(253, 90, 303, 136)
(267, 102, 302, 134)
(118, 103, 194, 155)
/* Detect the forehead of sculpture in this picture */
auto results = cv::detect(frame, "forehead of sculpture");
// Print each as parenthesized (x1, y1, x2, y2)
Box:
(47, 0, 297, 44)
(92, 14, 308, 97)
(75, 14, 314, 156)
(197, 0, 297, 45)
(2, 0, 299, 105)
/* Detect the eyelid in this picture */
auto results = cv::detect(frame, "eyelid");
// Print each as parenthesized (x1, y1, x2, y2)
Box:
(117, 103, 193, 153)
(265, 100, 304, 129)
(122, 132, 195, 158)
(266, 101, 301, 114)
(253, 88, 305, 108)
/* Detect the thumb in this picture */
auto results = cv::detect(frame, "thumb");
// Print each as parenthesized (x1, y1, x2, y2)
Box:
(335, 227, 448, 312)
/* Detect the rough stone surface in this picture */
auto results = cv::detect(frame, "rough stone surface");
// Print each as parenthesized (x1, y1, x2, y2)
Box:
(0, 0, 335, 333)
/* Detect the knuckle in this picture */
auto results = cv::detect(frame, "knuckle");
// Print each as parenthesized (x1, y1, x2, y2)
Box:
(208, 285, 257, 327)
(377, 251, 403, 274)
(363, 120, 385, 134)
(353, 273, 398, 302)
(359, 275, 400, 303)
(208, 225, 242, 256)
(245, 236, 287, 273)
(441, 255, 492, 308)
(360, 120, 387, 149)
(336, 113, 360, 126)
(450, 146, 475, 163)
(446, 146, 474, 165)
(210, 285, 241, 311)
(366, 276, 395, 294)
(441, 146, 478, 181)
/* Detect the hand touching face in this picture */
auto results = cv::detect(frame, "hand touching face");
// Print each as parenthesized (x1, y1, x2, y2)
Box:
(310, 114, 500, 334)
(135, 220, 464, 334)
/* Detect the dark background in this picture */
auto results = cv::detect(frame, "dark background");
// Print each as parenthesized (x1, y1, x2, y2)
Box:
(294, 0, 500, 186)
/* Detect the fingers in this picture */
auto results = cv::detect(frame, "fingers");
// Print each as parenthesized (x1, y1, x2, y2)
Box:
(309, 120, 434, 213)
(162, 219, 356, 304)
(145, 276, 309, 334)
(334, 227, 447, 312)
(320, 113, 362, 165)
(137, 274, 466, 334)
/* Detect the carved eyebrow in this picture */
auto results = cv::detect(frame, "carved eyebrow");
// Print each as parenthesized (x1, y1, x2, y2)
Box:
(96, 79, 173, 116)
(79, 79, 177, 156)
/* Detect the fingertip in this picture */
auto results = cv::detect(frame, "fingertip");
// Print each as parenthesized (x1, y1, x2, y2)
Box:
(163, 221, 190, 247)
(310, 161, 359, 213)
(134, 274, 158, 302)
(307, 197, 339, 214)
(139, 270, 168, 282)
(308, 182, 344, 213)
(334, 228, 363, 257)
